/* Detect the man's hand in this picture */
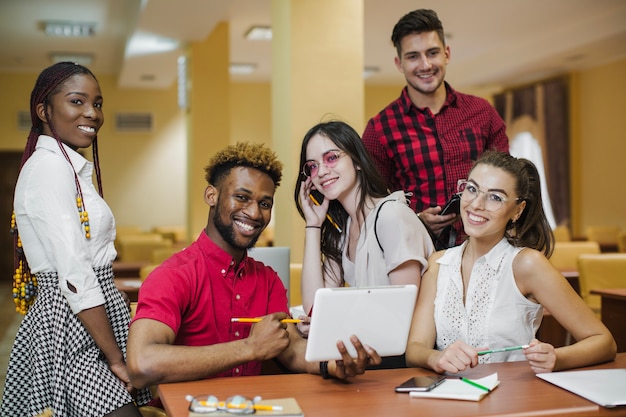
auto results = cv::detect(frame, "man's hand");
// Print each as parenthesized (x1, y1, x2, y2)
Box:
(329, 335, 381, 379)
(418, 206, 458, 236)
(246, 313, 292, 361)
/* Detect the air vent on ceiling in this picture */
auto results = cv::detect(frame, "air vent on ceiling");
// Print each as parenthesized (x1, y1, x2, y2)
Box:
(115, 112, 153, 132)
(18, 111, 31, 131)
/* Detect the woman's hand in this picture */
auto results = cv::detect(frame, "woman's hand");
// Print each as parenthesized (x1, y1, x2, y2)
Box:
(299, 178, 329, 227)
(431, 340, 479, 374)
(109, 360, 136, 396)
(523, 338, 557, 373)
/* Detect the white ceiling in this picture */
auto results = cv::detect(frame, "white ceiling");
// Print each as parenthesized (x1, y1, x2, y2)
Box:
(1, 0, 625, 91)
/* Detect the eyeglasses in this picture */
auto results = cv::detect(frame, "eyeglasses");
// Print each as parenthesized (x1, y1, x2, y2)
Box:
(457, 179, 522, 212)
(302, 150, 344, 177)
(186, 394, 282, 414)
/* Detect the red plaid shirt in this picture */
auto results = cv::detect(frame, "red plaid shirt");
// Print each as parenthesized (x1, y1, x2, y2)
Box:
(362, 83, 508, 244)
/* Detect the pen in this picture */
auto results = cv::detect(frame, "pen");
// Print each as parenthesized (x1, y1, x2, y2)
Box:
(308, 193, 343, 233)
(477, 344, 529, 355)
(231, 318, 302, 323)
(459, 377, 491, 392)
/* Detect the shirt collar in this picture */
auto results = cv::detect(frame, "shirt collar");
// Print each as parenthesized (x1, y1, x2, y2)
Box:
(197, 231, 238, 273)
(438, 236, 509, 272)
(400, 81, 458, 114)
(36, 135, 89, 173)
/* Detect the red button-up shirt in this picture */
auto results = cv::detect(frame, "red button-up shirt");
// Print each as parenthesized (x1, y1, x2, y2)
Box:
(133, 231, 289, 378)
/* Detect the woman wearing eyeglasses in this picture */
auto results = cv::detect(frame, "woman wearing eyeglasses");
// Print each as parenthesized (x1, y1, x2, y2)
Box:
(294, 121, 434, 333)
(405, 151, 616, 374)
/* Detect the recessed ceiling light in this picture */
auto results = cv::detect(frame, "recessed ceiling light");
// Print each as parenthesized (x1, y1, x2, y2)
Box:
(50, 53, 93, 66)
(43, 21, 95, 37)
(245, 26, 272, 41)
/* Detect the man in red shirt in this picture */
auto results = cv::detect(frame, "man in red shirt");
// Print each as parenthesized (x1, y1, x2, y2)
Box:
(127, 142, 380, 389)
(362, 9, 509, 248)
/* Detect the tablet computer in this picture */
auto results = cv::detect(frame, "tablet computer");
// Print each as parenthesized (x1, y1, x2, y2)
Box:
(304, 285, 417, 362)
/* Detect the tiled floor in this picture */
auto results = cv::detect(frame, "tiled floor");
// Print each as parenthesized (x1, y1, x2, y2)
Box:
(0, 281, 23, 399)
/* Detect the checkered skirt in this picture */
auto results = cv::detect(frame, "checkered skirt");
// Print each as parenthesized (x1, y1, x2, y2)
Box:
(0, 265, 151, 417)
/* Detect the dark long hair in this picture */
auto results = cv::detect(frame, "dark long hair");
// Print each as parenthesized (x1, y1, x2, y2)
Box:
(470, 151, 554, 257)
(293, 121, 388, 279)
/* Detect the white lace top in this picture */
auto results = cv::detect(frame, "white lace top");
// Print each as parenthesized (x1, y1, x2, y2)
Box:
(434, 238, 543, 363)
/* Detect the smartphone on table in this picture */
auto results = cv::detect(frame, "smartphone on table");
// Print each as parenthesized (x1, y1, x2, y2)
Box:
(394, 375, 447, 393)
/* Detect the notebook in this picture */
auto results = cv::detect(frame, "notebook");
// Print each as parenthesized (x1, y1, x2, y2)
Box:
(304, 285, 417, 362)
(537, 369, 626, 408)
(409, 373, 500, 401)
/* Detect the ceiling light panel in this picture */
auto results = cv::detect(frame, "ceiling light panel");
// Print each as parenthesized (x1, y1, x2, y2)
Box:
(43, 21, 95, 37)
(245, 26, 272, 41)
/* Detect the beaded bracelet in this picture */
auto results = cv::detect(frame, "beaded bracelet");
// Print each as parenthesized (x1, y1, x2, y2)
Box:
(305, 225, 321, 229)
(319, 361, 330, 379)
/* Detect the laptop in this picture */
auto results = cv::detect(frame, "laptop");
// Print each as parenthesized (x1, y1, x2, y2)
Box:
(247, 247, 290, 304)
(537, 369, 626, 408)
(304, 285, 417, 362)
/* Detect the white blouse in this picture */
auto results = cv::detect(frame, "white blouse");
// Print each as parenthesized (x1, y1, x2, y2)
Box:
(434, 238, 543, 363)
(14, 135, 117, 314)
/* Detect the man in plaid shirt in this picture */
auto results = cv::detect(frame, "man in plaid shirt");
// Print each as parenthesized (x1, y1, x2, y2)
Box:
(362, 9, 508, 248)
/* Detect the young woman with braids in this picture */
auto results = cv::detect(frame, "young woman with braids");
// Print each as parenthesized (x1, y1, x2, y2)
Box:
(1, 62, 151, 416)
(406, 151, 616, 374)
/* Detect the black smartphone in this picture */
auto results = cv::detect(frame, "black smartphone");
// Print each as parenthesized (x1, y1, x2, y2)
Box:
(394, 375, 447, 393)
(440, 193, 461, 216)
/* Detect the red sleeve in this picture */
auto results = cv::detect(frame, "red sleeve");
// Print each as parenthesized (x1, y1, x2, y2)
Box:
(362, 119, 393, 186)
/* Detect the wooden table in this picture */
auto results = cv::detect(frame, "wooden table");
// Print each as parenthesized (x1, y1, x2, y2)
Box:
(112, 260, 149, 278)
(591, 288, 626, 353)
(158, 353, 626, 417)
(114, 278, 142, 302)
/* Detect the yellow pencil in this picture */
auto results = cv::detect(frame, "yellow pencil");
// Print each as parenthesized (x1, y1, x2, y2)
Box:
(231, 318, 302, 323)
(308, 193, 343, 232)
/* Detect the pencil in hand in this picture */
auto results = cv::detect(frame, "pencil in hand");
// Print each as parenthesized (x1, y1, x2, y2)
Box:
(308, 193, 342, 232)
(231, 318, 302, 324)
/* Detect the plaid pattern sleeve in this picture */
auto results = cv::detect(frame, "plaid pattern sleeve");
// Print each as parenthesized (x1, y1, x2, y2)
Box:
(362, 83, 508, 245)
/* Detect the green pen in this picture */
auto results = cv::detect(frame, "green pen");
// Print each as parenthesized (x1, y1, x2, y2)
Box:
(459, 377, 491, 392)
(477, 344, 530, 355)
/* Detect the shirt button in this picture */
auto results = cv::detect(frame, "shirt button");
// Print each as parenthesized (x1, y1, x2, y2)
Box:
(235, 294, 241, 300)
(221, 269, 226, 274)
(235, 368, 240, 374)
(235, 331, 240, 337)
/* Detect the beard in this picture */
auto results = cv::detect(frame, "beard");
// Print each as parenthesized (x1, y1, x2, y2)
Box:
(212, 210, 262, 251)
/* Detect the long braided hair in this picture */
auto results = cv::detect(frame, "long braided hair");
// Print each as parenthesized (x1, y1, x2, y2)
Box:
(11, 62, 104, 313)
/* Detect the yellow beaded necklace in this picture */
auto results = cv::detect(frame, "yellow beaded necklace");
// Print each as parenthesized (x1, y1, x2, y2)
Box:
(11, 194, 90, 314)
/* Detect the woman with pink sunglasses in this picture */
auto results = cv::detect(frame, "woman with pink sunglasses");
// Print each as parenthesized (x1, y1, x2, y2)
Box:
(293, 121, 434, 367)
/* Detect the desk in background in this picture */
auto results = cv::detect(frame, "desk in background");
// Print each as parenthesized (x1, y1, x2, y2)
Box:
(114, 278, 142, 302)
(112, 260, 149, 278)
(591, 288, 626, 353)
(158, 353, 626, 417)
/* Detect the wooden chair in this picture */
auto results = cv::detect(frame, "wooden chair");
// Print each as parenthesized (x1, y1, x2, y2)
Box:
(618, 231, 626, 253)
(152, 225, 187, 244)
(585, 225, 621, 250)
(577, 253, 626, 317)
(116, 233, 173, 262)
(549, 241, 601, 271)
(290, 263, 303, 307)
(553, 225, 571, 242)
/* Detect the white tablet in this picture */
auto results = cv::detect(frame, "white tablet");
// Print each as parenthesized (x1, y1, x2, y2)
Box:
(304, 285, 417, 362)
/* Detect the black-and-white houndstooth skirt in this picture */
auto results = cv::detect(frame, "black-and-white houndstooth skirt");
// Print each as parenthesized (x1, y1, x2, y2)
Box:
(0, 265, 152, 417)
